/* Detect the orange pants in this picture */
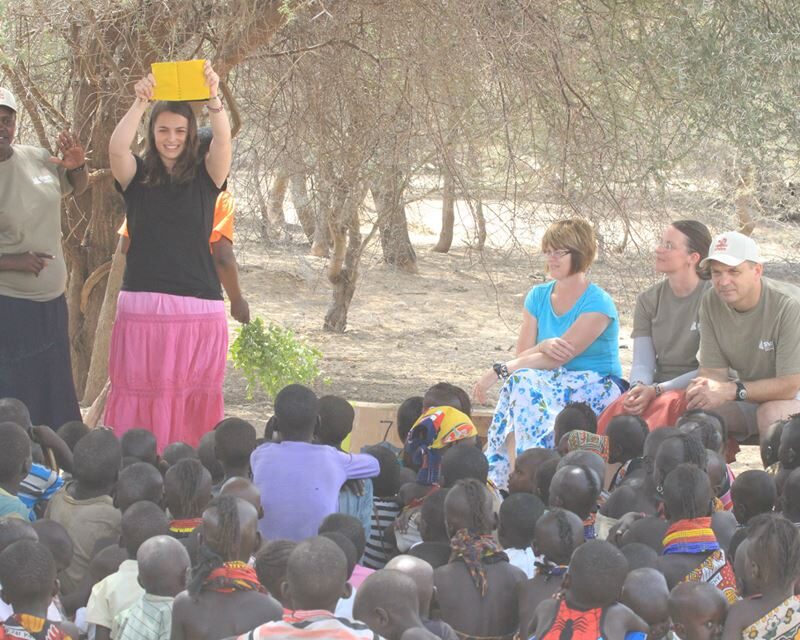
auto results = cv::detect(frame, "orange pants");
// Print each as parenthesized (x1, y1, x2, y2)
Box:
(597, 389, 688, 435)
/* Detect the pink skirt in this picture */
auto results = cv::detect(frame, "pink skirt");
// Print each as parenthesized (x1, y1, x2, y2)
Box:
(105, 291, 227, 452)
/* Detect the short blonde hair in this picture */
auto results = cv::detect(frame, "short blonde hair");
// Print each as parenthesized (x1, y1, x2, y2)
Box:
(541, 218, 597, 275)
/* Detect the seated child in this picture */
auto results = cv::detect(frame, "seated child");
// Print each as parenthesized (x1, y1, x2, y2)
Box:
(619, 542, 660, 572)
(384, 555, 458, 640)
(620, 568, 671, 640)
(498, 493, 545, 578)
(557, 430, 609, 461)
(0, 422, 32, 520)
(56, 421, 89, 453)
(318, 395, 373, 539)
(0, 399, 68, 515)
(393, 396, 425, 456)
(0, 540, 76, 639)
(120, 429, 159, 468)
(0, 520, 62, 622)
(528, 540, 648, 640)
(659, 464, 738, 603)
(516, 508, 584, 638)
(86, 500, 170, 640)
(533, 459, 560, 506)
(237, 536, 374, 639)
(362, 446, 402, 570)
(553, 401, 598, 445)
(320, 531, 360, 618)
(198, 432, 224, 489)
(761, 418, 784, 470)
(165, 459, 212, 539)
(507, 448, 560, 495)
(705, 450, 731, 512)
(606, 415, 649, 490)
(723, 513, 800, 639)
(220, 477, 264, 519)
(251, 385, 379, 541)
(114, 462, 164, 512)
(668, 582, 727, 640)
(730, 470, 776, 526)
(158, 442, 198, 476)
(781, 467, 800, 524)
(214, 417, 257, 487)
(548, 464, 602, 540)
(422, 383, 472, 417)
(254, 540, 297, 606)
(318, 514, 373, 587)
(45, 428, 122, 594)
(171, 496, 282, 640)
(408, 488, 451, 569)
(434, 479, 525, 640)
(114, 535, 191, 640)
(30, 520, 73, 619)
(353, 570, 432, 640)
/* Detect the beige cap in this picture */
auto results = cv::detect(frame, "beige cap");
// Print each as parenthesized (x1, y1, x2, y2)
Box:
(699, 231, 762, 268)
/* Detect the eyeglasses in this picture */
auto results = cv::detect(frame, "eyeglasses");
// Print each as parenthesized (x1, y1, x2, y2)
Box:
(543, 249, 571, 259)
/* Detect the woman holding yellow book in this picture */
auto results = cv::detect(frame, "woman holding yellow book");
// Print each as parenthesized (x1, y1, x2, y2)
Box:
(106, 60, 247, 451)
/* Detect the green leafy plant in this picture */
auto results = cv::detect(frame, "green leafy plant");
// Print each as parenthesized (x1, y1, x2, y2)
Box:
(229, 317, 323, 401)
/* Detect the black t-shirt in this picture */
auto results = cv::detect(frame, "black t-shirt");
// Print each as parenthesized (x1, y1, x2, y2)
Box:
(117, 156, 223, 300)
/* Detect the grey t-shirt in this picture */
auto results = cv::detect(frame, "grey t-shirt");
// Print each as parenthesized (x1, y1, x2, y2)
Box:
(699, 277, 800, 381)
(0, 145, 71, 301)
(632, 279, 709, 383)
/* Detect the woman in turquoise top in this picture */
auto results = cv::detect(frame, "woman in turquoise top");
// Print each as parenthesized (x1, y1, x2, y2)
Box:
(473, 218, 624, 489)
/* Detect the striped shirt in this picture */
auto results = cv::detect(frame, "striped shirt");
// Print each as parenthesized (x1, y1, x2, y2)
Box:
(19, 463, 63, 518)
(362, 498, 401, 570)
(237, 610, 382, 639)
(114, 593, 174, 640)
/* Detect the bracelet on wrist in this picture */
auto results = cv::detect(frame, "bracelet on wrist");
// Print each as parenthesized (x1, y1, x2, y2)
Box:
(206, 96, 224, 113)
(492, 362, 510, 380)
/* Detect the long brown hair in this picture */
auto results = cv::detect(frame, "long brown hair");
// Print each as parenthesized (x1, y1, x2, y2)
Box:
(142, 101, 200, 186)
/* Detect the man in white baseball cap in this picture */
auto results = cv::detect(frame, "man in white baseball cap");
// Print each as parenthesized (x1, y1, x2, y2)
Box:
(686, 231, 800, 445)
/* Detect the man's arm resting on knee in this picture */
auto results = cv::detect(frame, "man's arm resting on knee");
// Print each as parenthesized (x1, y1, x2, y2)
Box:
(739, 373, 800, 403)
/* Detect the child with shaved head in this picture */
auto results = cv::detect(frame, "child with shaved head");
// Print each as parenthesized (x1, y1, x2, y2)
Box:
(669, 582, 727, 640)
(354, 570, 431, 640)
(237, 536, 379, 639)
(0, 540, 75, 639)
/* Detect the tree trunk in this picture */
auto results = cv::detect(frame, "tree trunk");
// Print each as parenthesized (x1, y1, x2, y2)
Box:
(267, 167, 289, 239)
(433, 169, 455, 253)
(373, 171, 417, 273)
(324, 184, 367, 332)
(472, 198, 486, 251)
(735, 166, 757, 236)
(311, 171, 333, 257)
(289, 172, 315, 242)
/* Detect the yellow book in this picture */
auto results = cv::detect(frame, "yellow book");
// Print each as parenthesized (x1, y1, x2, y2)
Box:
(151, 59, 210, 101)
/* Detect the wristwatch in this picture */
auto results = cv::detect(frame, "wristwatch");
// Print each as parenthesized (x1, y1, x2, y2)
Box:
(493, 363, 510, 380)
(734, 380, 747, 402)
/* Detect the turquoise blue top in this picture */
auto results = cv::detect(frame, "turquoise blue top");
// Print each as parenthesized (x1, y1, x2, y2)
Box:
(524, 280, 622, 378)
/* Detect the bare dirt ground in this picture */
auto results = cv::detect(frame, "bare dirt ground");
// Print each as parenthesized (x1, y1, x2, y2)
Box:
(222, 190, 800, 474)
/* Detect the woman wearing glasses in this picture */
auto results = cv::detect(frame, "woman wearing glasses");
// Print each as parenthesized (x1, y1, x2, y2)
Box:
(473, 218, 624, 489)
(596, 220, 712, 435)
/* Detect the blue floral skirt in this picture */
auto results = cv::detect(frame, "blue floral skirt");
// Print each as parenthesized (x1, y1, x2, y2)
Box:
(486, 367, 622, 489)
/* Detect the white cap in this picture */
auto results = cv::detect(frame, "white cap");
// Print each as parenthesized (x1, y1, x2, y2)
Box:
(0, 88, 16, 113)
(700, 231, 762, 268)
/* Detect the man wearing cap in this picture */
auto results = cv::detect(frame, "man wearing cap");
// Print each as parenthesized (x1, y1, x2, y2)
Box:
(686, 231, 800, 441)
(0, 87, 88, 427)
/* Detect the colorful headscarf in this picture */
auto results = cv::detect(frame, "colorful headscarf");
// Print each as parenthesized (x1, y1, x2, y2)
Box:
(564, 430, 609, 462)
(202, 561, 265, 594)
(449, 528, 508, 597)
(405, 407, 478, 485)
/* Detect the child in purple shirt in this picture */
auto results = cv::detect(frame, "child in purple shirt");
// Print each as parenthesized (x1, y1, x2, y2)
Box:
(251, 385, 379, 541)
